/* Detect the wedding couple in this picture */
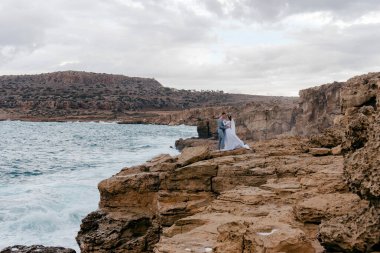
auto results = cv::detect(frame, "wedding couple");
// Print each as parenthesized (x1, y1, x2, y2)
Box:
(217, 112, 250, 151)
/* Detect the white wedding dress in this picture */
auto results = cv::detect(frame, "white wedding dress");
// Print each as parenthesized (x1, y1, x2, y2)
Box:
(223, 119, 250, 151)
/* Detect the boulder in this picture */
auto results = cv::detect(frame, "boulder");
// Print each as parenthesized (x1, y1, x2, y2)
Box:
(174, 137, 216, 151)
(340, 73, 379, 110)
(176, 146, 210, 167)
(309, 128, 344, 148)
(98, 172, 160, 211)
(76, 210, 160, 253)
(319, 206, 380, 252)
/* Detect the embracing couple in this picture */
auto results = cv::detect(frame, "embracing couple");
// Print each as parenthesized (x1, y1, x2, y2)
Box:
(217, 112, 250, 151)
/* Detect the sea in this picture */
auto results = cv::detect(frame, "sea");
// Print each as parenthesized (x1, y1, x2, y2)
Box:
(0, 121, 197, 252)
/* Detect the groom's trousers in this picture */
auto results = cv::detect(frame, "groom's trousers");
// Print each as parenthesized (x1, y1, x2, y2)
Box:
(218, 129, 225, 150)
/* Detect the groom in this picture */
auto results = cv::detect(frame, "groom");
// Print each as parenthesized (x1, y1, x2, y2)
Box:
(217, 112, 228, 150)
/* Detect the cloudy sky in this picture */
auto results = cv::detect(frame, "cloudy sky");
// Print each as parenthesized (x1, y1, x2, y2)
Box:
(1, 0, 380, 95)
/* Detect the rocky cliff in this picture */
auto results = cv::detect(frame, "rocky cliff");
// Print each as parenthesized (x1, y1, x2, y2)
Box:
(125, 79, 345, 141)
(292, 81, 344, 136)
(318, 72, 380, 252)
(1, 70, 347, 142)
(127, 98, 299, 141)
(0, 71, 288, 121)
(76, 72, 380, 253)
(76, 138, 355, 253)
(119, 77, 347, 141)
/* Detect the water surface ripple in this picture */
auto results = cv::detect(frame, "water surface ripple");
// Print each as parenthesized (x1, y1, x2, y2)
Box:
(0, 121, 196, 251)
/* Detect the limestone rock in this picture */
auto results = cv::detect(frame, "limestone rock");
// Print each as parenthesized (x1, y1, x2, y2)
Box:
(98, 172, 160, 210)
(158, 191, 215, 226)
(340, 73, 379, 200)
(176, 146, 210, 167)
(318, 72, 380, 252)
(76, 210, 160, 253)
(341, 73, 379, 111)
(309, 128, 344, 148)
(215, 221, 316, 253)
(308, 147, 331, 156)
(319, 205, 380, 252)
(197, 118, 217, 138)
(0, 245, 76, 253)
(294, 81, 344, 136)
(174, 138, 216, 151)
(77, 138, 343, 253)
(294, 193, 363, 223)
(343, 113, 379, 201)
(331, 145, 342, 155)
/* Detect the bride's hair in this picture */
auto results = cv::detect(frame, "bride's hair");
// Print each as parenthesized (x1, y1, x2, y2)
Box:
(228, 115, 232, 121)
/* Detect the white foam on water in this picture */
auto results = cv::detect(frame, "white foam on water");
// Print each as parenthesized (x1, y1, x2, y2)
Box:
(0, 121, 196, 252)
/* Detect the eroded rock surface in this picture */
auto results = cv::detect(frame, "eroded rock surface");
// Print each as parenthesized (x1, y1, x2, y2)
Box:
(77, 137, 352, 253)
(318, 72, 380, 252)
(293, 81, 344, 136)
(76, 72, 380, 253)
(0, 245, 75, 253)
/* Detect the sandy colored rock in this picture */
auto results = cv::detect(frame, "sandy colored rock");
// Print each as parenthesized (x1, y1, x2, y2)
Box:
(78, 135, 342, 252)
(76, 72, 380, 253)
(331, 145, 342, 155)
(293, 81, 344, 136)
(319, 205, 379, 252)
(98, 172, 160, 210)
(215, 221, 316, 253)
(340, 73, 379, 111)
(176, 146, 210, 167)
(309, 128, 344, 148)
(161, 160, 217, 191)
(77, 210, 160, 253)
(158, 191, 215, 226)
(175, 137, 216, 151)
(308, 147, 331, 156)
(294, 193, 363, 223)
(318, 72, 380, 252)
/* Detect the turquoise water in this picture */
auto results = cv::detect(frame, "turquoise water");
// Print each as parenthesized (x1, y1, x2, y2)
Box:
(0, 121, 196, 251)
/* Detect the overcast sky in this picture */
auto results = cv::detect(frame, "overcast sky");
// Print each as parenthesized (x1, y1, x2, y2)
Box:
(1, 0, 380, 96)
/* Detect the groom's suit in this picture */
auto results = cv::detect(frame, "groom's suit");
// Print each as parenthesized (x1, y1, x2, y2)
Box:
(217, 118, 226, 150)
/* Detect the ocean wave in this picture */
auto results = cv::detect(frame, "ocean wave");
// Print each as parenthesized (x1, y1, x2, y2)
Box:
(0, 121, 196, 251)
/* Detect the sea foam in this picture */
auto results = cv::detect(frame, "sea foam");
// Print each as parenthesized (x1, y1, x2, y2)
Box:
(0, 121, 196, 251)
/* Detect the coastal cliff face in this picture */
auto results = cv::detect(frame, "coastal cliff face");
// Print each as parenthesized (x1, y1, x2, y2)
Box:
(136, 97, 299, 141)
(76, 138, 356, 253)
(318, 72, 380, 252)
(292, 81, 344, 136)
(128, 79, 346, 141)
(0, 70, 349, 142)
(77, 72, 380, 253)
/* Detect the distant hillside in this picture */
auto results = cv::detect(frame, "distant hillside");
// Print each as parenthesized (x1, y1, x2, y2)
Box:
(0, 71, 297, 120)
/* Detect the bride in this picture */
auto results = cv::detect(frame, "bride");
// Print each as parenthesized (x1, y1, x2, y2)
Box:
(223, 115, 250, 151)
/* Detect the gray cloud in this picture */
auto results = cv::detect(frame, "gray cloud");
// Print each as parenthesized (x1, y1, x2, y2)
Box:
(0, 0, 380, 95)
(201, 0, 380, 22)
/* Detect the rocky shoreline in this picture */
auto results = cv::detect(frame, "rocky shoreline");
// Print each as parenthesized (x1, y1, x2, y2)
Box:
(74, 72, 379, 253)
(1, 72, 379, 252)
